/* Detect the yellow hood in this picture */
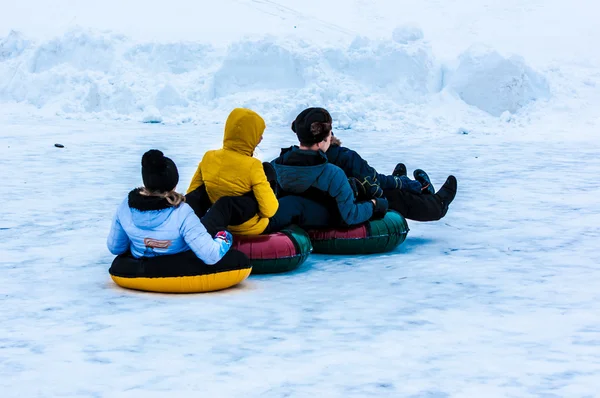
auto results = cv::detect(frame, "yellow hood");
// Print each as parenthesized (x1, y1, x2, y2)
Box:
(222, 108, 266, 156)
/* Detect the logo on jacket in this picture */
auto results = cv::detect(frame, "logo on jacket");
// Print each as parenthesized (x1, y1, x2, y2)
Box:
(144, 238, 172, 249)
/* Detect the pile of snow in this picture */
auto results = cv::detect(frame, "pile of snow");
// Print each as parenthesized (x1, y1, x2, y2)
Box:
(391, 25, 424, 44)
(0, 27, 548, 125)
(445, 46, 550, 116)
(0, 30, 30, 61)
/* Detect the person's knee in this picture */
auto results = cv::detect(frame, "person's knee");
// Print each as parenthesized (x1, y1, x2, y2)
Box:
(223, 249, 250, 266)
(280, 196, 303, 218)
(213, 196, 233, 208)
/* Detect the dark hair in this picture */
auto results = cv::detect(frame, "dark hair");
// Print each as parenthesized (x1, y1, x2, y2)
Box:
(298, 121, 332, 146)
(293, 108, 333, 146)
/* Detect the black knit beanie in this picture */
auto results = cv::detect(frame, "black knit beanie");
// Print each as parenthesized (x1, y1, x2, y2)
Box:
(141, 149, 179, 192)
(291, 107, 333, 145)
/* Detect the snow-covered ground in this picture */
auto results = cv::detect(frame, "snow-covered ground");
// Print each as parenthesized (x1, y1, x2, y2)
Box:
(2, 0, 600, 397)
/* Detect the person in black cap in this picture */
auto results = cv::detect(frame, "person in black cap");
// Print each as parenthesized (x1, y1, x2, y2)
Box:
(107, 149, 250, 269)
(294, 107, 458, 221)
(268, 109, 389, 230)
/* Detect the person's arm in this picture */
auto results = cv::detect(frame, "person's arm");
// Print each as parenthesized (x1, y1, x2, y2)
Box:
(331, 147, 388, 196)
(334, 147, 421, 194)
(251, 161, 279, 218)
(180, 205, 232, 265)
(325, 166, 386, 225)
(107, 209, 130, 255)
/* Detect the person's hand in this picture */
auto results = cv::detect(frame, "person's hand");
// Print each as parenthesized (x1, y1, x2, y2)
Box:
(214, 230, 233, 257)
(371, 198, 388, 219)
(214, 230, 233, 246)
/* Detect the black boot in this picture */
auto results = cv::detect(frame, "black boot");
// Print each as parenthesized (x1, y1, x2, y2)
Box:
(413, 169, 435, 195)
(436, 175, 457, 217)
(392, 163, 407, 177)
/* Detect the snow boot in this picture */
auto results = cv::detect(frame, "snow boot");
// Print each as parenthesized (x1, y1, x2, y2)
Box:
(413, 169, 435, 195)
(392, 163, 407, 177)
(436, 175, 457, 217)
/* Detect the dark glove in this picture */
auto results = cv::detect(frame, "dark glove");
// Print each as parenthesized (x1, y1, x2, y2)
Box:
(363, 175, 384, 198)
(350, 175, 383, 200)
(371, 197, 388, 219)
(348, 177, 365, 199)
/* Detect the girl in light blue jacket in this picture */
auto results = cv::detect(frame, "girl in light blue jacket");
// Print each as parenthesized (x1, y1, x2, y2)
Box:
(107, 149, 234, 265)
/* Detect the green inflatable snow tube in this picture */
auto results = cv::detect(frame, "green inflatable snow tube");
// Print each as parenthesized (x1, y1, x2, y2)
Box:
(307, 211, 409, 254)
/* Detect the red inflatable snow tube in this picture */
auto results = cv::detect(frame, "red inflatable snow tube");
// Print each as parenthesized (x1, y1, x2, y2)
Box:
(232, 225, 312, 274)
(308, 225, 368, 241)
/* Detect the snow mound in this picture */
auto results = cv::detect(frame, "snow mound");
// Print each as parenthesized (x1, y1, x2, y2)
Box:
(326, 34, 440, 102)
(124, 42, 215, 74)
(212, 38, 305, 98)
(392, 25, 424, 44)
(29, 29, 120, 73)
(141, 106, 163, 123)
(0, 28, 549, 124)
(0, 31, 31, 61)
(446, 46, 550, 116)
(155, 84, 188, 110)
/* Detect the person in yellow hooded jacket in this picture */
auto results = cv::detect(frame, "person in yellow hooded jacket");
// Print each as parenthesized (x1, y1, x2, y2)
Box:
(187, 108, 279, 235)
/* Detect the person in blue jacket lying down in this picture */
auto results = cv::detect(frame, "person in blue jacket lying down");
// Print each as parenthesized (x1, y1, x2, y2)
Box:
(297, 107, 458, 222)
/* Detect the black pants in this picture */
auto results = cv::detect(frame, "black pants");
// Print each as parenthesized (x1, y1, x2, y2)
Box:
(264, 195, 332, 233)
(186, 162, 281, 235)
(186, 186, 330, 235)
(186, 185, 259, 236)
(185, 163, 343, 235)
(383, 189, 447, 222)
(109, 249, 250, 278)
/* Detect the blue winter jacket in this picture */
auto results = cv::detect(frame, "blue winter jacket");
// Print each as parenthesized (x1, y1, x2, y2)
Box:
(272, 146, 374, 226)
(326, 144, 423, 196)
(326, 144, 399, 196)
(107, 189, 230, 264)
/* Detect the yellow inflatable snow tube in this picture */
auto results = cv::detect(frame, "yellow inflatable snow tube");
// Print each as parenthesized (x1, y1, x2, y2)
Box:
(109, 250, 251, 293)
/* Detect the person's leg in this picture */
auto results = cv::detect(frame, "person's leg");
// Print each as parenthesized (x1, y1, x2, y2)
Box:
(263, 196, 331, 233)
(141, 249, 250, 275)
(201, 196, 259, 236)
(392, 163, 435, 194)
(384, 189, 444, 221)
(185, 185, 212, 218)
(216, 248, 251, 270)
(383, 176, 457, 221)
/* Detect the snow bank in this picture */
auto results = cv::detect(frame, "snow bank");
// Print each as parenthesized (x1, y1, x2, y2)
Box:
(0, 27, 547, 125)
(0, 30, 30, 61)
(211, 38, 306, 98)
(445, 46, 550, 116)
